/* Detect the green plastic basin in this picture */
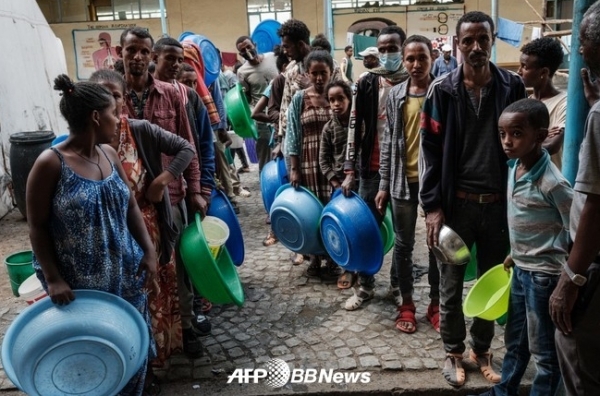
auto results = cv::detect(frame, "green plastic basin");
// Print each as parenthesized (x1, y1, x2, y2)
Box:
(379, 206, 394, 255)
(463, 264, 512, 321)
(180, 213, 244, 306)
(224, 84, 258, 139)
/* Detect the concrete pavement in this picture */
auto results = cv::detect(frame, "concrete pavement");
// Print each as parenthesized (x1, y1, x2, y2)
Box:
(0, 163, 533, 395)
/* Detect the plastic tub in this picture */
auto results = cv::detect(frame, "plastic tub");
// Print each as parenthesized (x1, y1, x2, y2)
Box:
(207, 189, 245, 266)
(463, 264, 513, 320)
(17, 274, 47, 305)
(178, 32, 221, 86)
(4, 250, 35, 297)
(251, 19, 282, 54)
(224, 84, 259, 139)
(201, 216, 230, 259)
(380, 205, 394, 255)
(260, 157, 288, 213)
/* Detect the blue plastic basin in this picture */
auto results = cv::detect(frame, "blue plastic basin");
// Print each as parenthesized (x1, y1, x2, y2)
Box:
(178, 32, 221, 86)
(269, 184, 325, 255)
(260, 157, 288, 213)
(207, 189, 245, 266)
(251, 19, 282, 54)
(1, 290, 149, 396)
(320, 190, 383, 275)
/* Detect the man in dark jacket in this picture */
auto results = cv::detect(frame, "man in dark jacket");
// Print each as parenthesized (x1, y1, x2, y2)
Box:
(419, 11, 526, 387)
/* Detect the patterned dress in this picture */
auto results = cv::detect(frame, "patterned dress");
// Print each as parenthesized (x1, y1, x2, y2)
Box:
(287, 90, 333, 203)
(32, 147, 153, 396)
(117, 119, 183, 367)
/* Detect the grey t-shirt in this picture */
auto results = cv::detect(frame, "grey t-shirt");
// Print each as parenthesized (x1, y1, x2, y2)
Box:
(456, 83, 504, 193)
(236, 53, 278, 106)
(570, 100, 600, 257)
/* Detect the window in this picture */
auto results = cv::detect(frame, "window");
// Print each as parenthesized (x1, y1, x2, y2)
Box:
(331, 0, 459, 7)
(247, 0, 291, 34)
(36, 0, 165, 23)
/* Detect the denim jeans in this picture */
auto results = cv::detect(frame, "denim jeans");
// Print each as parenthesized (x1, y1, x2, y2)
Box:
(357, 172, 383, 290)
(493, 266, 561, 396)
(440, 199, 508, 354)
(389, 182, 439, 301)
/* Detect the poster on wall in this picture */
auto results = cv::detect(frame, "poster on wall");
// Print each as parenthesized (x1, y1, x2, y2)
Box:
(73, 29, 124, 80)
(406, 5, 464, 40)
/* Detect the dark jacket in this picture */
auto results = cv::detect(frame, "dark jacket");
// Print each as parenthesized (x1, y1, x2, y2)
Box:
(419, 62, 527, 223)
(128, 118, 195, 264)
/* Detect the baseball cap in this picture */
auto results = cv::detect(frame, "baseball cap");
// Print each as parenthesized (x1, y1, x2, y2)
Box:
(358, 47, 379, 58)
(442, 44, 452, 52)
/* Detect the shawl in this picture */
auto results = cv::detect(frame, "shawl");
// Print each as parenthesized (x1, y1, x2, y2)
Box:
(181, 41, 220, 126)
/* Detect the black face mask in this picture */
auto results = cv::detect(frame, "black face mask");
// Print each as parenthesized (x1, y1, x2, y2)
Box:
(241, 48, 258, 61)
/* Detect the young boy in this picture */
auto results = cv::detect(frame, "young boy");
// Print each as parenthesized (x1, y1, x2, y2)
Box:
(473, 98, 573, 396)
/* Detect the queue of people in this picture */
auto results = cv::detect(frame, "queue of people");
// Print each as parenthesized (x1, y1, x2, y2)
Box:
(24, 3, 600, 395)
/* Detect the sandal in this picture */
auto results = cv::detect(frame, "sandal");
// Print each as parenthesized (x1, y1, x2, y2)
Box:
(426, 303, 440, 333)
(262, 230, 278, 246)
(395, 303, 417, 333)
(306, 256, 321, 277)
(290, 252, 305, 265)
(469, 349, 500, 384)
(442, 353, 465, 387)
(344, 287, 374, 311)
(337, 271, 356, 289)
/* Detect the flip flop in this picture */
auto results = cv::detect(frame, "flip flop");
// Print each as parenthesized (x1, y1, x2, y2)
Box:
(395, 303, 417, 334)
(337, 271, 356, 289)
(442, 353, 465, 387)
(263, 230, 278, 246)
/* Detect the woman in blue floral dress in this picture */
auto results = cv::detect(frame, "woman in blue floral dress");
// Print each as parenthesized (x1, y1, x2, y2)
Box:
(26, 74, 156, 396)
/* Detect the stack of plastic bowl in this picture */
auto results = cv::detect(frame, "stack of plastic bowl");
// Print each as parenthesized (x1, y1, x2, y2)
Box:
(260, 157, 288, 213)
(320, 190, 384, 275)
(207, 189, 245, 266)
(270, 184, 325, 255)
(463, 264, 513, 320)
(1, 290, 149, 396)
(180, 213, 244, 306)
(17, 274, 47, 305)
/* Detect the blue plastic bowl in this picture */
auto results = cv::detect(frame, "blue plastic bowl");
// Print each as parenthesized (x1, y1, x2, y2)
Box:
(260, 157, 288, 213)
(51, 134, 68, 146)
(320, 190, 383, 275)
(180, 213, 244, 306)
(178, 32, 221, 86)
(1, 290, 149, 396)
(269, 184, 325, 255)
(251, 19, 282, 54)
(207, 189, 245, 266)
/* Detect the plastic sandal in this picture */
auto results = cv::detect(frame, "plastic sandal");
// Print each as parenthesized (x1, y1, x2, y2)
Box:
(337, 272, 356, 289)
(469, 349, 501, 384)
(427, 303, 440, 332)
(442, 353, 465, 387)
(344, 287, 374, 311)
(395, 303, 417, 333)
(262, 230, 278, 246)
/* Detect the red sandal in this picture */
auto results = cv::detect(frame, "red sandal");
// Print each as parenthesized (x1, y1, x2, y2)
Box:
(427, 303, 440, 333)
(395, 303, 417, 333)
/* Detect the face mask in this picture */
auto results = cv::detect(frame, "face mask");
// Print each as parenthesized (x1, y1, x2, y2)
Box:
(241, 48, 258, 61)
(379, 51, 402, 71)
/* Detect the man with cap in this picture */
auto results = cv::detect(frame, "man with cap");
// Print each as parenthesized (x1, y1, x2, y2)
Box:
(432, 44, 458, 78)
(359, 46, 380, 71)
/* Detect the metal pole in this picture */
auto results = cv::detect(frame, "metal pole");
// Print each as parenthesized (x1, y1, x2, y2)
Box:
(491, 0, 498, 62)
(563, 0, 594, 184)
(325, 0, 333, 52)
(158, 0, 168, 36)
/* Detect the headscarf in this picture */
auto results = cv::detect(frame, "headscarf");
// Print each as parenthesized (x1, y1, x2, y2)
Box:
(181, 41, 220, 126)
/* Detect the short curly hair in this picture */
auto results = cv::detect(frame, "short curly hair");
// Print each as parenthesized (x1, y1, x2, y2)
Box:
(456, 11, 495, 38)
(520, 38, 564, 76)
(582, 1, 600, 47)
(278, 19, 310, 45)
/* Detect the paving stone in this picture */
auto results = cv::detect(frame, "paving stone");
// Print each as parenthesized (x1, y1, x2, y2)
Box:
(382, 360, 404, 371)
(271, 345, 291, 356)
(284, 337, 302, 347)
(422, 358, 440, 369)
(381, 353, 401, 361)
(317, 351, 332, 361)
(347, 324, 366, 333)
(355, 346, 373, 355)
(338, 357, 358, 370)
(228, 347, 245, 358)
(403, 357, 424, 370)
(328, 338, 345, 348)
(346, 338, 364, 347)
(359, 355, 381, 368)
(334, 347, 352, 358)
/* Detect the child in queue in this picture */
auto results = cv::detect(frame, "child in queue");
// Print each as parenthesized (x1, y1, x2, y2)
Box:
(319, 80, 357, 289)
(285, 49, 344, 280)
(27, 74, 157, 396)
(472, 98, 573, 396)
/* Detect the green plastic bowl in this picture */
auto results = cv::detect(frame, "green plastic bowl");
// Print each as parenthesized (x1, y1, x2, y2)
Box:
(224, 84, 258, 139)
(379, 206, 394, 255)
(463, 264, 512, 320)
(180, 213, 244, 306)
(464, 244, 478, 281)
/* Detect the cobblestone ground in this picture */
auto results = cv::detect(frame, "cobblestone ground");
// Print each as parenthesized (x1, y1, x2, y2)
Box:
(0, 162, 532, 395)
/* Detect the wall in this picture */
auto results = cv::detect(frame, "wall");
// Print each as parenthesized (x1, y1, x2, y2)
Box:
(0, 0, 69, 218)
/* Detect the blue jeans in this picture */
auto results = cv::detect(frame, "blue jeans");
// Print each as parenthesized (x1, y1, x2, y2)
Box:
(440, 198, 508, 354)
(389, 182, 439, 300)
(494, 266, 561, 396)
(357, 172, 383, 289)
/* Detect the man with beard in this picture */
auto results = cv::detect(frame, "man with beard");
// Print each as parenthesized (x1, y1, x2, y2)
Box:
(419, 11, 526, 387)
(118, 27, 207, 359)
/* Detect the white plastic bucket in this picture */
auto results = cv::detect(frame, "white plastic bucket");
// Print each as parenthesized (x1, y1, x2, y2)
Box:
(17, 274, 47, 305)
(202, 216, 230, 259)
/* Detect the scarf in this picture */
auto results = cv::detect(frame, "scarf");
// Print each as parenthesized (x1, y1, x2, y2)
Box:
(181, 41, 220, 126)
(368, 64, 409, 84)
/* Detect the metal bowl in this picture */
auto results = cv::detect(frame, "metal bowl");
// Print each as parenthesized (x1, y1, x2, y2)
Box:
(431, 225, 471, 265)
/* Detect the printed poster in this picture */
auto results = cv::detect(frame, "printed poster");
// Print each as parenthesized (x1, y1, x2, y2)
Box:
(73, 28, 123, 80)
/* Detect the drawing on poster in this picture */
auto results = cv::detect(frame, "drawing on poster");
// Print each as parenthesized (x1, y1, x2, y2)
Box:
(73, 29, 123, 80)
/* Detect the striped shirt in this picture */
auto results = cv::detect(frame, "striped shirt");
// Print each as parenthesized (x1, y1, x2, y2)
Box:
(507, 150, 573, 275)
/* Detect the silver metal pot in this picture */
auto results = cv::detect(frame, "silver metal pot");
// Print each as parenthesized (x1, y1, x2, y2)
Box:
(431, 225, 471, 265)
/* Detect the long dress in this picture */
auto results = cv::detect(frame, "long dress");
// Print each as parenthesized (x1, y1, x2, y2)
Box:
(116, 119, 183, 366)
(32, 146, 154, 396)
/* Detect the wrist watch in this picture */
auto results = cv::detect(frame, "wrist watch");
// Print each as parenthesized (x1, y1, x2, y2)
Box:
(563, 263, 587, 286)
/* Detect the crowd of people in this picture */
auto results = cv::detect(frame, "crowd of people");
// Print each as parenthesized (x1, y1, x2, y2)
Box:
(24, 2, 600, 395)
